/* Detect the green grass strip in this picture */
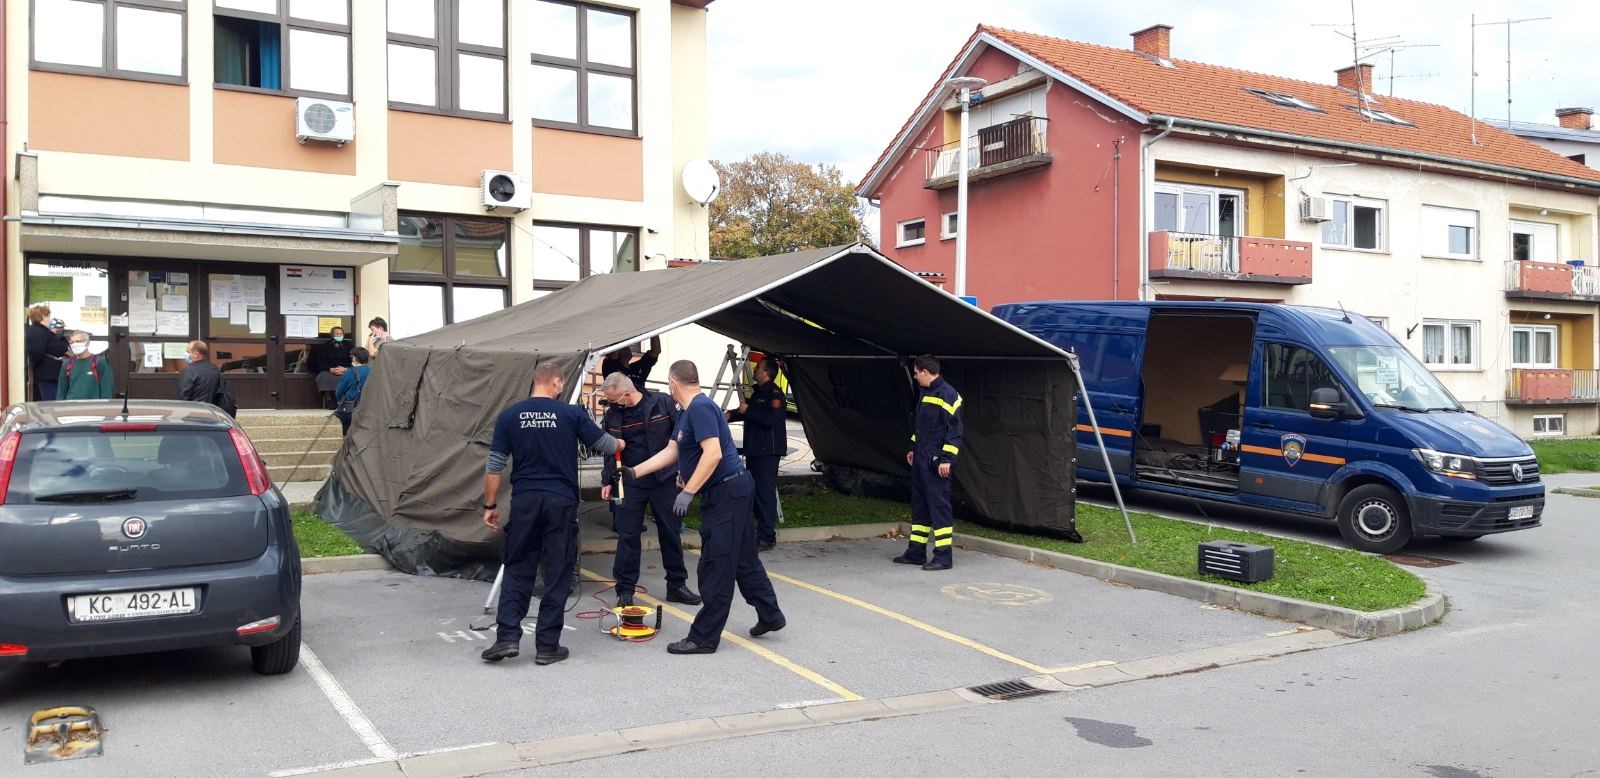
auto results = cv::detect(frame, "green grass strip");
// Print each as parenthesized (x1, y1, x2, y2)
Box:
(292, 512, 364, 558)
(1531, 438, 1600, 475)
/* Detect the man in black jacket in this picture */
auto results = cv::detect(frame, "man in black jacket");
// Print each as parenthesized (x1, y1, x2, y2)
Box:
(600, 372, 700, 607)
(178, 340, 222, 407)
(728, 359, 786, 552)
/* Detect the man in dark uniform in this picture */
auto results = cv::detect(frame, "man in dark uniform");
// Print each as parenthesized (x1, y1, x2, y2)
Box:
(480, 362, 621, 665)
(727, 358, 786, 552)
(600, 372, 701, 607)
(893, 355, 965, 571)
(600, 335, 662, 391)
(624, 360, 786, 655)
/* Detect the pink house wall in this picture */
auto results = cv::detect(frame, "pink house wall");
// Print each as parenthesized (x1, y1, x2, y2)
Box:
(868, 46, 1146, 308)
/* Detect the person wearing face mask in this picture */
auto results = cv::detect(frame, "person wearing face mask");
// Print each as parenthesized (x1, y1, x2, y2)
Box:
(308, 326, 355, 409)
(178, 340, 222, 406)
(57, 331, 116, 400)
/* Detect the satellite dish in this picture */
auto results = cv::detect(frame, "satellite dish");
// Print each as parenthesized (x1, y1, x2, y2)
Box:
(682, 160, 721, 206)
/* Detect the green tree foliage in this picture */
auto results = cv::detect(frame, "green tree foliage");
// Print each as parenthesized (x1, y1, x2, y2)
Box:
(710, 152, 871, 259)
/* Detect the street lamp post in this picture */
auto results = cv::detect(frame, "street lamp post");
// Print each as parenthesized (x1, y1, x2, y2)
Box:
(945, 76, 987, 300)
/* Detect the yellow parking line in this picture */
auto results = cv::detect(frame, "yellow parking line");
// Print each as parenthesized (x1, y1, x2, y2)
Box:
(682, 548, 1048, 674)
(577, 567, 861, 702)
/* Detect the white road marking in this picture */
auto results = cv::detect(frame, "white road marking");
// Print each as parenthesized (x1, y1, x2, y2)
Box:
(269, 742, 500, 777)
(300, 645, 399, 761)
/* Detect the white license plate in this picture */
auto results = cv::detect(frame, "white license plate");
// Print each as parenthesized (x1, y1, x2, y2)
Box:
(1509, 505, 1536, 520)
(70, 588, 198, 623)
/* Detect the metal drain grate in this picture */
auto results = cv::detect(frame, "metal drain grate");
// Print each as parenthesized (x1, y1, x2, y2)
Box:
(966, 679, 1056, 701)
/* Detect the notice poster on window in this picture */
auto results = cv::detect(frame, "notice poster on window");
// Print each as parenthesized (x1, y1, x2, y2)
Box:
(317, 316, 343, 334)
(156, 311, 189, 337)
(281, 266, 354, 314)
(28, 276, 73, 303)
(229, 303, 250, 326)
(141, 343, 163, 369)
(211, 300, 231, 319)
(128, 297, 158, 334)
(286, 315, 318, 339)
(248, 310, 267, 335)
(162, 342, 189, 360)
(79, 307, 107, 328)
(241, 276, 267, 307)
(161, 294, 188, 313)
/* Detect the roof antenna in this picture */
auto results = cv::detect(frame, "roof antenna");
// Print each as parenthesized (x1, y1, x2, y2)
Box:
(1336, 300, 1352, 324)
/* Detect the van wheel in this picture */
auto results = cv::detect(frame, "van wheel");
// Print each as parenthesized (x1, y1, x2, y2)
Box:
(250, 616, 302, 675)
(1336, 485, 1413, 554)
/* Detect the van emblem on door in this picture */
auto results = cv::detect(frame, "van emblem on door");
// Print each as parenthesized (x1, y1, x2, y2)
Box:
(122, 517, 147, 539)
(1280, 434, 1307, 468)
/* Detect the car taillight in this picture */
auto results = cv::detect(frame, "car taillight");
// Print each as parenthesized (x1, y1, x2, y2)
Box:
(236, 616, 280, 636)
(0, 644, 27, 657)
(0, 431, 21, 507)
(229, 428, 272, 496)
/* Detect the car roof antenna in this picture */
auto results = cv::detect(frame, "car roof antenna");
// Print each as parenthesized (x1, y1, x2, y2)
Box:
(1336, 300, 1352, 324)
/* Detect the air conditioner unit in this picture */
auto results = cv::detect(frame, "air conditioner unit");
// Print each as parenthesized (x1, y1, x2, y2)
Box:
(295, 97, 355, 145)
(481, 169, 531, 211)
(1299, 195, 1333, 223)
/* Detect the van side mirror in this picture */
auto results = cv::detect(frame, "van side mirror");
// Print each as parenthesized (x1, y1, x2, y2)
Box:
(1307, 387, 1348, 419)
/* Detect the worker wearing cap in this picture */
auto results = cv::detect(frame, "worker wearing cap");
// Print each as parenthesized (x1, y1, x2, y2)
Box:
(624, 359, 786, 654)
(480, 361, 622, 666)
(727, 358, 787, 552)
(599, 372, 701, 608)
(893, 354, 965, 571)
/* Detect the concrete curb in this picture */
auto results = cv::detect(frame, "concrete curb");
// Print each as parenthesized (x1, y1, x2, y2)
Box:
(954, 533, 1447, 639)
(1553, 487, 1600, 499)
(321, 628, 1360, 777)
(302, 554, 391, 575)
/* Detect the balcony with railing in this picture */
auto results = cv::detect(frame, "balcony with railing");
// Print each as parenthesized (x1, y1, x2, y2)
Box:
(1505, 368, 1600, 404)
(1504, 260, 1600, 302)
(923, 116, 1050, 189)
(1147, 231, 1314, 284)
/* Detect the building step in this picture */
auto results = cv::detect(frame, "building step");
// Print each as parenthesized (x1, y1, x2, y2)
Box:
(250, 437, 345, 455)
(240, 424, 345, 442)
(259, 449, 338, 467)
(236, 410, 338, 428)
(269, 463, 331, 483)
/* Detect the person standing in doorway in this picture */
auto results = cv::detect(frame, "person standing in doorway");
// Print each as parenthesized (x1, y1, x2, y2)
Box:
(365, 317, 391, 357)
(601, 335, 663, 392)
(623, 360, 786, 655)
(479, 362, 622, 666)
(308, 326, 355, 408)
(727, 358, 787, 552)
(893, 355, 964, 571)
(178, 340, 222, 406)
(57, 331, 116, 400)
(599, 373, 700, 607)
(24, 305, 68, 402)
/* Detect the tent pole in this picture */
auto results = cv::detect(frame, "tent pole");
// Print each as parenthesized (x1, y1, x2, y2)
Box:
(1066, 352, 1136, 544)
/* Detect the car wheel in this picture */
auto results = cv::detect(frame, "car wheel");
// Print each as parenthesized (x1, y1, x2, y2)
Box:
(250, 616, 302, 675)
(1336, 485, 1413, 554)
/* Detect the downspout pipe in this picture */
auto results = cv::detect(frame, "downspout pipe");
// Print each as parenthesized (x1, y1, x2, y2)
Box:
(1139, 117, 1176, 301)
(2, 4, 10, 403)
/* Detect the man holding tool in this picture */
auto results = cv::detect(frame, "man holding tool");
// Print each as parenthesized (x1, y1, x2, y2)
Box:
(727, 357, 787, 552)
(600, 372, 701, 607)
(480, 362, 622, 666)
(622, 360, 786, 655)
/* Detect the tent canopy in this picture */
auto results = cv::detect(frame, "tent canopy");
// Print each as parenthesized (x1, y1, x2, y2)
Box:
(318, 244, 1079, 578)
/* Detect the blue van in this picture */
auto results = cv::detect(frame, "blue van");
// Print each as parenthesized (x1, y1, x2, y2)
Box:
(993, 301, 1544, 553)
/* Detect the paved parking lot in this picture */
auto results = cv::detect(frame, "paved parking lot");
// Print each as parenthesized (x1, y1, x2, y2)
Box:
(1, 538, 1295, 777)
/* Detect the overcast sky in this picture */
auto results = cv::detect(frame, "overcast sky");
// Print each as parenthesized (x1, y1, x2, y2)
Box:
(705, 0, 1600, 184)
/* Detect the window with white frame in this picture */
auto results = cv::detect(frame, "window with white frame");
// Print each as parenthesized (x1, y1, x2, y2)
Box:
(941, 212, 958, 240)
(1421, 319, 1478, 369)
(1367, 316, 1388, 331)
(1153, 183, 1244, 237)
(32, 0, 187, 81)
(897, 219, 926, 247)
(1510, 219, 1559, 263)
(1532, 413, 1565, 436)
(1421, 205, 1479, 260)
(1320, 194, 1385, 250)
(1511, 324, 1558, 369)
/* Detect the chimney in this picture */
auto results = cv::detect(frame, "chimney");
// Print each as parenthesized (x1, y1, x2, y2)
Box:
(1131, 24, 1172, 60)
(1335, 63, 1374, 94)
(1556, 107, 1594, 130)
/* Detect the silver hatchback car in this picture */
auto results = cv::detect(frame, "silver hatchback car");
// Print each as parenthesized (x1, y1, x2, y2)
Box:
(0, 400, 301, 674)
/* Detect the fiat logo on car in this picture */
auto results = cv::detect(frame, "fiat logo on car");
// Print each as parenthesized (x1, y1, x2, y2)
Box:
(122, 517, 148, 539)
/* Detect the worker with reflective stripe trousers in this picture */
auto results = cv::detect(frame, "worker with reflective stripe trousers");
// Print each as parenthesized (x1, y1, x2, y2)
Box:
(894, 354, 965, 571)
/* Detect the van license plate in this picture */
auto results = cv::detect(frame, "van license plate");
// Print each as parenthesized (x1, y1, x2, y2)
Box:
(1508, 505, 1535, 521)
(69, 588, 198, 622)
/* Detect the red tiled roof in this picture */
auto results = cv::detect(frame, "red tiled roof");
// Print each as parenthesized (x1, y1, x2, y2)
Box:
(983, 25, 1600, 184)
(862, 25, 1600, 192)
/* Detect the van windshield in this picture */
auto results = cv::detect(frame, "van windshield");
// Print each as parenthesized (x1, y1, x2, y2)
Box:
(1327, 346, 1462, 412)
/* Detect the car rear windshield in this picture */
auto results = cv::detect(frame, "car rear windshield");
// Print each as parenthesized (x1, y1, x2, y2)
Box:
(6, 429, 251, 505)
